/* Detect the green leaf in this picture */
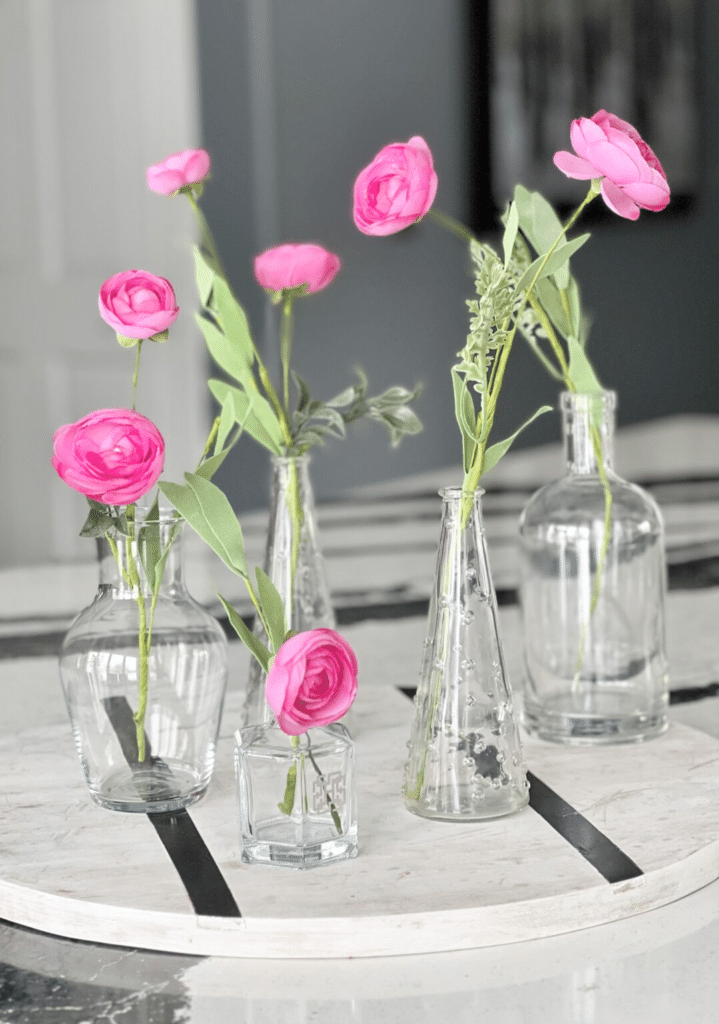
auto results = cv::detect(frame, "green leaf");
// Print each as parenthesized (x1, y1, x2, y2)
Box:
(215, 394, 236, 455)
(193, 245, 216, 307)
(218, 594, 271, 673)
(254, 567, 288, 653)
(565, 277, 582, 339)
(116, 334, 138, 349)
(452, 367, 478, 474)
(567, 337, 604, 396)
(194, 447, 231, 481)
(196, 312, 255, 391)
(209, 277, 256, 366)
(514, 234, 590, 296)
(481, 405, 553, 475)
(137, 496, 162, 590)
(514, 186, 573, 288)
(149, 329, 169, 344)
(502, 201, 519, 269)
(79, 504, 115, 538)
(534, 277, 571, 339)
(277, 763, 297, 816)
(158, 476, 247, 578)
(208, 379, 283, 455)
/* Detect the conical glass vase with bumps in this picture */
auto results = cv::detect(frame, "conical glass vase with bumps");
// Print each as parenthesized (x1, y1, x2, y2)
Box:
(403, 487, 529, 821)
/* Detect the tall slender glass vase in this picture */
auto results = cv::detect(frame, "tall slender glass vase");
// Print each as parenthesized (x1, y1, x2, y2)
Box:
(244, 455, 335, 725)
(519, 391, 669, 744)
(403, 488, 529, 821)
(59, 511, 229, 813)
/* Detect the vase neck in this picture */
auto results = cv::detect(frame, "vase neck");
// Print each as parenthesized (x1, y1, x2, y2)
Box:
(98, 517, 185, 597)
(561, 391, 615, 475)
(270, 454, 312, 499)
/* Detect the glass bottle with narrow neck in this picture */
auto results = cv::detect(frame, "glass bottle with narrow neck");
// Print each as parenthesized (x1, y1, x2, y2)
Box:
(519, 391, 669, 744)
(59, 511, 228, 812)
(244, 454, 335, 726)
(403, 487, 528, 821)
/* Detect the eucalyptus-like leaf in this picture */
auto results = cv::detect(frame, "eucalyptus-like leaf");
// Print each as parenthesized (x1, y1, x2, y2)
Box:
(194, 446, 232, 481)
(254, 567, 288, 653)
(513, 234, 591, 296)
(196, 311, 254, 391)
(208, 379, 283, 455)
(481, 405, 553, 476)
(292, 371, 312, 414)
(215, 394, 236, 455)
(209, 277, 256, 365)
(451, 367, 478, 473)
(567, 337, 604, 397)
(184, 472, 248, 576)
(566, 277, 582, 339)
(534, 277, 572, 339)
(158, 477, 247, 579)
(218, 594, 271, 673)
(79, 504, 115, 538)
(193, 245, 216, 307)
(502, 201, 519, 269)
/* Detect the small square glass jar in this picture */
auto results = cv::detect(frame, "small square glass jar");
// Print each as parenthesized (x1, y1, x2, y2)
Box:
(234, 721, 358, 869)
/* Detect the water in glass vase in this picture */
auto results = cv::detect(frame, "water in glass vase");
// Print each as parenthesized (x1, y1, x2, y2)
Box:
(519, 392, 669, 744)
(59, 514, 228, 812)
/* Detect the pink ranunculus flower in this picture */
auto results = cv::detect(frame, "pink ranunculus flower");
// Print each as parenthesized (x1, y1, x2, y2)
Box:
(52, 408, 165, 505)
(265, 628, 359, 736)
(353, 135, 438, 236)
(146, 148, 211, 195)
(553, 110, 670, 221)
(99, 270, 179, 340)
(254, 243, 341, 297)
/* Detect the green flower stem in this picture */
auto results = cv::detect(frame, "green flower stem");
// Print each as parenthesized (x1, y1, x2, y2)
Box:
(132, 340, 143, 410)
(280, 295, 293, 420)
(427, 208, 477, 245)
(305, 733, 342, 834)
(184, 190, 227, 279)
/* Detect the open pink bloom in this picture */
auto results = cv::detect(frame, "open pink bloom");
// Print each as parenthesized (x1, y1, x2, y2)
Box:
(265, 628, 359, 735)
(146, 148, 211, 195)
(52, 408, 165, 505)
(353, 135, 438, 236)
(553, 110, 670, 220)
(99, 270, 179, 340)
(254, 243, 341, 296)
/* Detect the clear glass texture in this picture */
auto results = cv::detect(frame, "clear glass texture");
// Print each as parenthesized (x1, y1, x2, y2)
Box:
(403, 489, 529, 821)
(519, 391, 669, 744)
(59, 513, 228, 812)
(235, 722, 357, 868)
(244, 455, 335, 726)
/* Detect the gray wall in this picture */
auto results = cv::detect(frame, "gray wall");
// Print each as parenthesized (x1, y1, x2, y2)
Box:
(196, 0, 717, 511)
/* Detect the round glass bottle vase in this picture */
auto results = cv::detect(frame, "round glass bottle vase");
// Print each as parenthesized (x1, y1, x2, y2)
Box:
(403, 488, 529, 821)
(244, 454, 335, 725)
(235, 722, 357, 869)
(59, 512, 229, 813)
(519, 391, 669, 744)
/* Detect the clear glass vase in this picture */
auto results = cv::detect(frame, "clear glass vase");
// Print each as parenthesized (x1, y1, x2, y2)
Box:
(519, 391, 669, 744)
(235, 722, 358, 868)
(403, 488, 529, 821)
(244, 454, 335, 725)
(59, 510, 228, 813)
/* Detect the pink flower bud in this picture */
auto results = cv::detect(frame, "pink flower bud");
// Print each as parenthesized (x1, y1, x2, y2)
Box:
(553, 110, 670, 220)
(146, 148, 211, 195)
(52, 408, 165, 506)
(265, 628, 359, 735)
(99, 270, 179, 340)
(253, 243, 341, 296)
(353, 136, 438, 236)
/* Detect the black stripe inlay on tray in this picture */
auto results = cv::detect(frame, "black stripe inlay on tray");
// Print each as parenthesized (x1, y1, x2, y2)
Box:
(397, 686, 644, 884)
(525, 771, 643, 884)
(103, 697, 241, 919)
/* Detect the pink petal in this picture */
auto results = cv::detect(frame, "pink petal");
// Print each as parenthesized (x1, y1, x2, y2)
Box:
(553, 150, 599, 180)
(600, 179, 640, 220)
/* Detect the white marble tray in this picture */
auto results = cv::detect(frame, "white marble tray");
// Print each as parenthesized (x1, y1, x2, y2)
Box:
(2, 683, 719, 959)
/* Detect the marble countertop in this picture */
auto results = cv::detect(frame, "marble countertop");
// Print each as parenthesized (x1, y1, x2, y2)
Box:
(3, 415, 719, 1022)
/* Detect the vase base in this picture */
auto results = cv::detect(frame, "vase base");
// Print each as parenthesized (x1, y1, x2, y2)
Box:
(404, 785, 529, 822)
(89, 762, 209, 814)
(523, 691, 669, 745)
(241, 817, 358, 869)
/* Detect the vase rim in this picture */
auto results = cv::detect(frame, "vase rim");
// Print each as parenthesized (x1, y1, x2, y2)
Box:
(271, 452, 311, 465)
(560, 389, 617, 410)
(438, 486, 486, 500)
